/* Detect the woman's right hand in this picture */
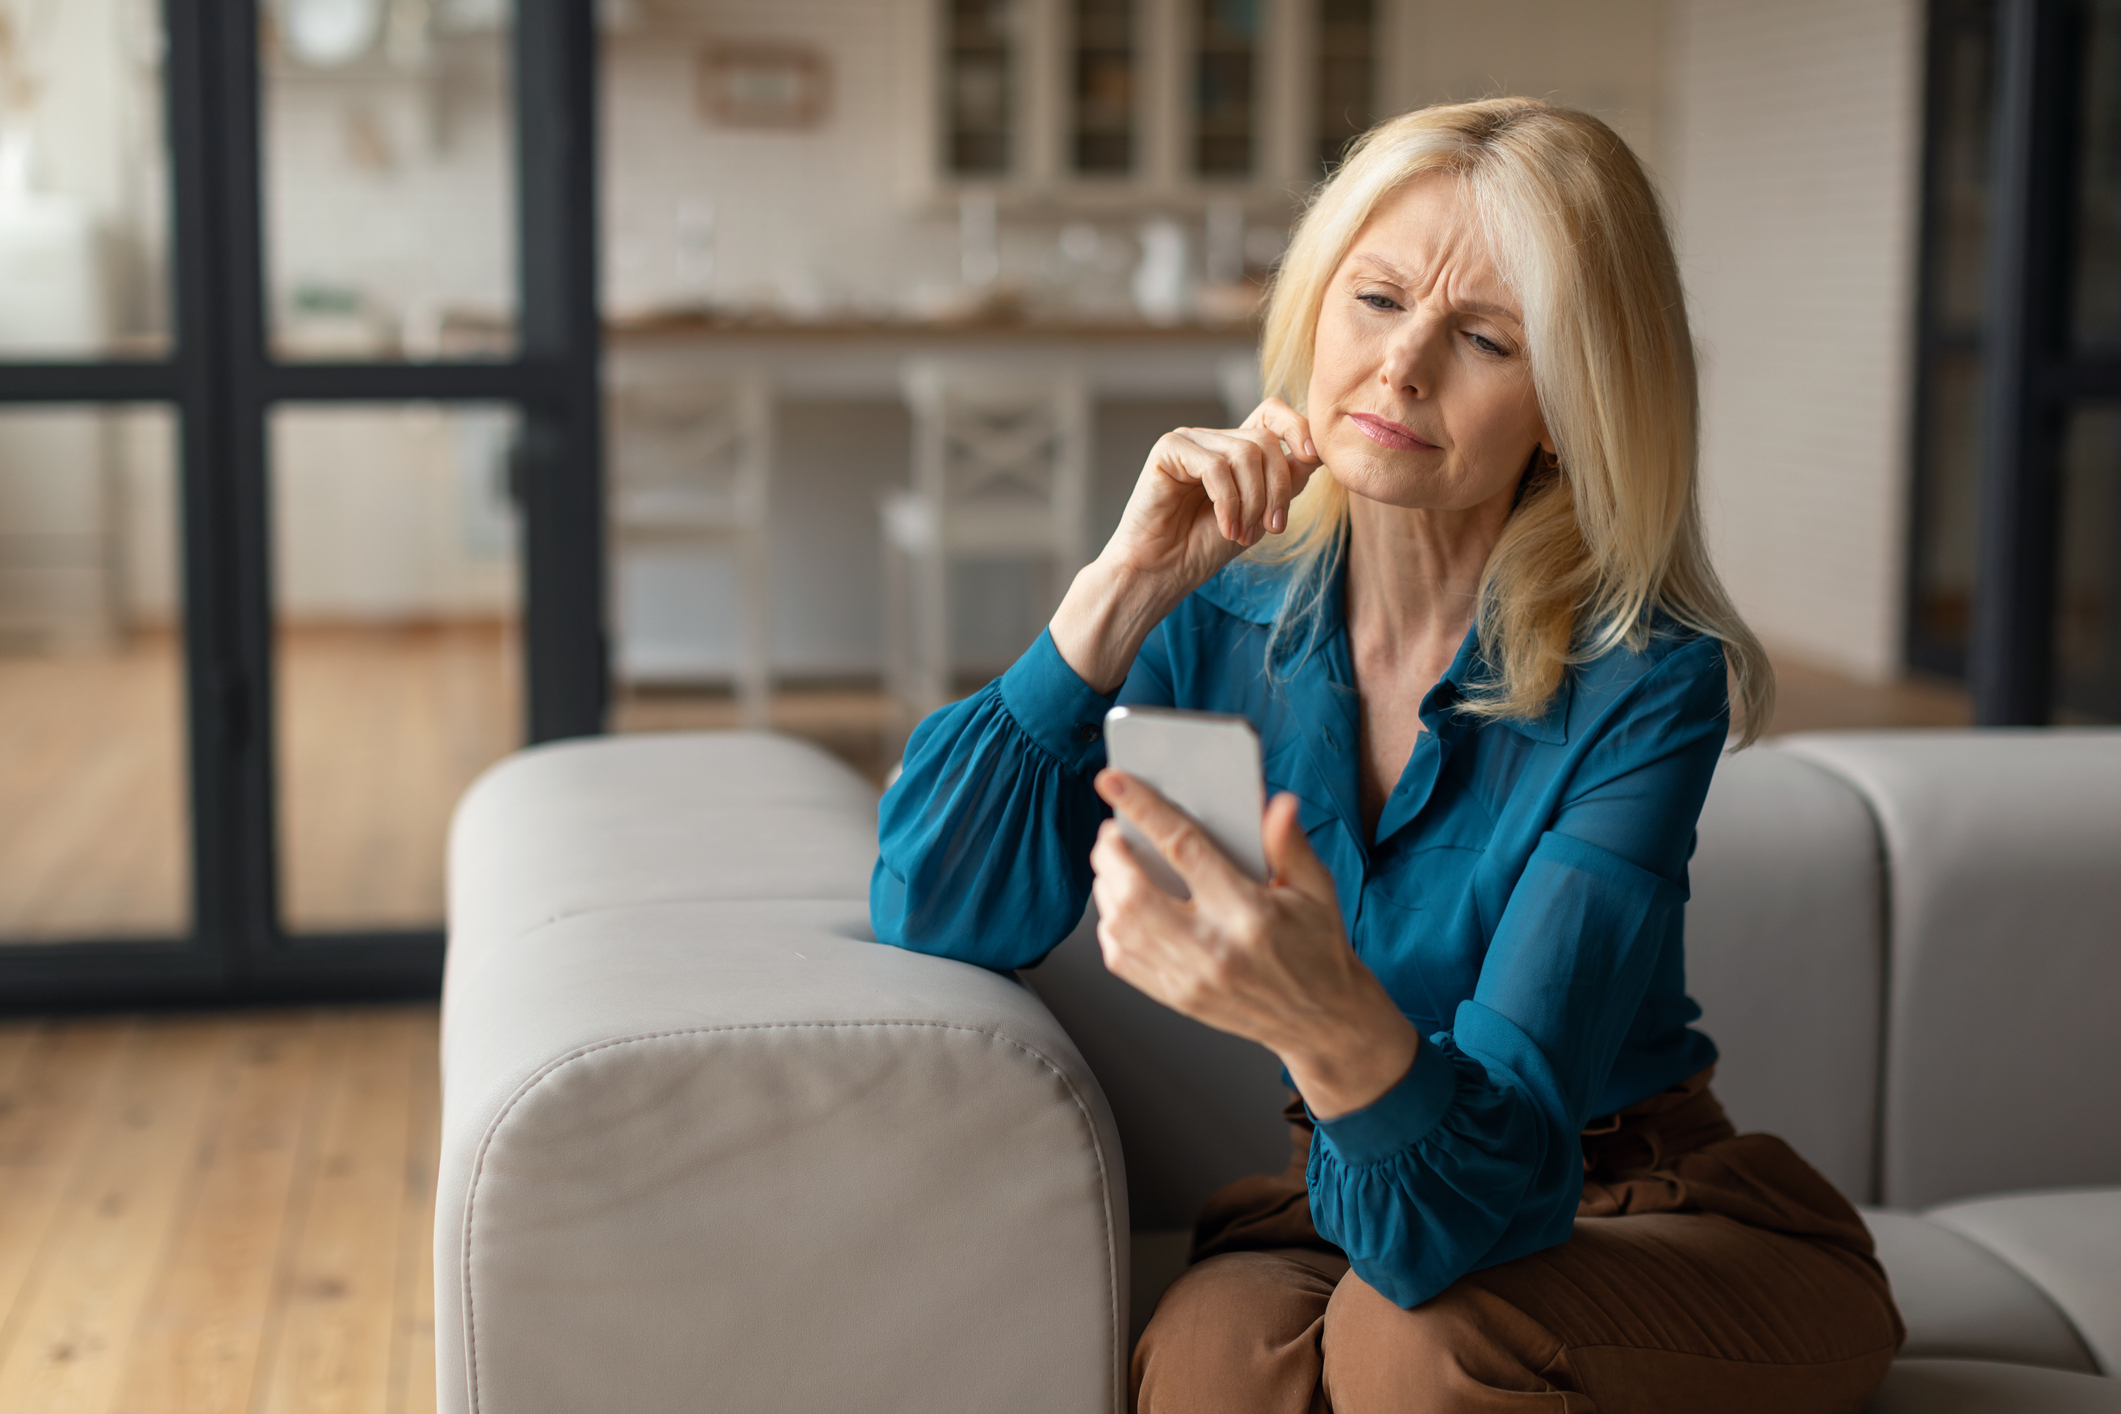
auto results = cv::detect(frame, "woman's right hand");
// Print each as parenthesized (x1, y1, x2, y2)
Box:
(1051, 398, 1321, 692)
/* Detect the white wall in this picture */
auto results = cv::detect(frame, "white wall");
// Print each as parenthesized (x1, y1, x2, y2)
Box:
(1666, 0, 1925, 681)
(263, 37, 516, 343)
(1380, 0, 1671, 183)
(602, 0, 962, 320)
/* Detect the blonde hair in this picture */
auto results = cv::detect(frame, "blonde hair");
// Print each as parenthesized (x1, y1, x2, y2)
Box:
(1254, 98, 1773, 745)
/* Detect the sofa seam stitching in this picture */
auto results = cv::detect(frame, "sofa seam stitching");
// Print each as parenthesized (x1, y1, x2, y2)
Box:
(451, 894, 873, 948)
(459, 1019, 1124, 1414)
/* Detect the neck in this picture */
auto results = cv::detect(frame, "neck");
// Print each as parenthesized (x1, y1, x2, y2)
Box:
(1342, 489, 1514, 662)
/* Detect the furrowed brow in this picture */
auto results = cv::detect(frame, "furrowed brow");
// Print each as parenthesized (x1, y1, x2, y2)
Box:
(1455, 298, 1523, 327)
(1348, 253, 1521, 327)
(1347, 253, 1414, 285)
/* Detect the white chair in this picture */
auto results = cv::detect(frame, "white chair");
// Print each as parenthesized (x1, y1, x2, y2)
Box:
(608, 374, 774, 729)
(882, 360, 1091, 731)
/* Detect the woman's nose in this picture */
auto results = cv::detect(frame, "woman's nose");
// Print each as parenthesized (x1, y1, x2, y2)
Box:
(1378, 318, 1445, 399)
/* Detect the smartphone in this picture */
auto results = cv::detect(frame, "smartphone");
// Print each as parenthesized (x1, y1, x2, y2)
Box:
(1102, 705, 1267, 898)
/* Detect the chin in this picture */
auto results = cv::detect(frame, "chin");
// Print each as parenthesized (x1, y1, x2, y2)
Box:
(1323, 443, 1443, 510)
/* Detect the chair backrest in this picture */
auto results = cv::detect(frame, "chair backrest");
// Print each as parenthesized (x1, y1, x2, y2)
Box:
(607, 374, 772, 531)
(900, 359, 1090, 570)
(1780, 730, 2121, 1208)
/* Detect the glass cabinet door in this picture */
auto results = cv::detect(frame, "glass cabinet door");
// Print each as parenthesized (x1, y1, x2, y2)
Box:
(1315, 0, 1375, 172)
(1072, 0, 1136, 175)
(1192, 0, 1258, 177)
(945, 0, 1015, 175)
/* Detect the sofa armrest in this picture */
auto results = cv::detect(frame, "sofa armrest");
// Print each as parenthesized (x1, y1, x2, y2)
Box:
(435, 896, 1129, 1414)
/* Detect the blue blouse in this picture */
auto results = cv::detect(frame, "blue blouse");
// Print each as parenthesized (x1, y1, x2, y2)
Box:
(871, 554, 1728, 1309)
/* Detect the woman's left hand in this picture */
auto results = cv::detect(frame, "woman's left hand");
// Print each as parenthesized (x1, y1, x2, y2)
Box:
(1090, 770, 1421, 1121)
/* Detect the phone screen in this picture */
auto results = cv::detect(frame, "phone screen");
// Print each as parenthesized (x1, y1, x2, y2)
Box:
(1102, 706, 1267, 897)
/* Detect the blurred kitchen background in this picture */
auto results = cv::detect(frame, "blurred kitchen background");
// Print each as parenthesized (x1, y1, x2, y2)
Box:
(0, 0, 2110, 951)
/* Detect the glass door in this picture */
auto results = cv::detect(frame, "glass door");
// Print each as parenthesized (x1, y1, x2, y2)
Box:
(1908, 0, 2121, 724)
(0, 0, 197, 993)
(0, 0, 603, 1010)
(257, 0, 526, 941)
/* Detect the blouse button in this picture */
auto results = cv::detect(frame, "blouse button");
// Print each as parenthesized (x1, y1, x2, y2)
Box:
(1074, 721, 1100, 743)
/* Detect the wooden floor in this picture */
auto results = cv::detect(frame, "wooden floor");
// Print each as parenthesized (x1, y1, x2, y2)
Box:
(0, 640, 190, 941)
(0, 625, 520, 942)
(1758, 654, 1973, 734)
(0, 1006, 439, 1414)
(275, 625, 518, 934)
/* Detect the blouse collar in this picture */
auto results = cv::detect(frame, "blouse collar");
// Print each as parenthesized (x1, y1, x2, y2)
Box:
(1195, 555, 1572, 746)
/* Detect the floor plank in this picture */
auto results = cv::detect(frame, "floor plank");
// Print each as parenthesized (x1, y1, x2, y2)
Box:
(252, 1010, 422, 1414)
(107, 1013, 330, 1414)
(1763, 654, 1973, 735)
(0, 1021, 44, 1090)
(0, 1019, 226, 1413)
(0, 1021, 140, 1362)
(276, 626, 519, 935)
(0, 1009, 445, 1414)
(0, 642, 189, 940)
(388, 1013, 441, 1414)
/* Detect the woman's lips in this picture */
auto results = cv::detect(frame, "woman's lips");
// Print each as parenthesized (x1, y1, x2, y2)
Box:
(1347, 412, 1437, 451)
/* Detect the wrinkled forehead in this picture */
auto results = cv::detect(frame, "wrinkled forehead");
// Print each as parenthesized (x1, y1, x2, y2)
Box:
(1340, 173, 1523, 327)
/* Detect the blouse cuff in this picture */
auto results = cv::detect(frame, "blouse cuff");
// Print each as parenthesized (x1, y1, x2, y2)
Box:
(1314, 1035, 1458, 1166)
(998, 628, 1120, 774)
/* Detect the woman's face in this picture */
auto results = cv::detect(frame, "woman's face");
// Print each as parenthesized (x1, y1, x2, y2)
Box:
(1306, 174, 1552, 515)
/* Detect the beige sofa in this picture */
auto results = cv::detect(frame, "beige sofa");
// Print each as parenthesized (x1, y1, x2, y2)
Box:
(436, 728, 2121, 1412)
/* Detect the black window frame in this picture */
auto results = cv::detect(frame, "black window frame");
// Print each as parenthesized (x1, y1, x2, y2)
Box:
(0, 0, 605, 1013)
(1909, 0, 2121, 723)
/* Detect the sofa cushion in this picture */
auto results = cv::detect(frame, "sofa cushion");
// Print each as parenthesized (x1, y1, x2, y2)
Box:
(1927, 1190, 2121, 1376)
(446, 732, 879, 967)
(1686, 746, 1884, 1202)
(1780, 731, 2121, 1208)
(1868, 1359, 2121, 1413)
(1862, 1208, 2097, 1372)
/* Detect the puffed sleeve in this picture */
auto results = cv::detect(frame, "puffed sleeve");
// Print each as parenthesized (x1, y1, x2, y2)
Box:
(1304, 636, 1730, 1309)
(871, 627, 1175, 970)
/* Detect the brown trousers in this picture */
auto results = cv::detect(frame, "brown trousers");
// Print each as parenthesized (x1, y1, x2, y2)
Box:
(1132, 1070, 1904, 1414)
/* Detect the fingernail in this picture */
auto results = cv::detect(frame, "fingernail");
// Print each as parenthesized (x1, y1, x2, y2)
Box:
(1105, 772, 1127, 796)
(1304, 439, 1317, 458)
(1269, 508, 1286, 533)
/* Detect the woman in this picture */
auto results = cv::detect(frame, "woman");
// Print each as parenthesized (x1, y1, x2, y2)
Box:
(873, 99, 1902, 1412)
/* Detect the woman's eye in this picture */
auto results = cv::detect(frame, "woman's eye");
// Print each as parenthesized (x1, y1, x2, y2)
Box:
(1358, 292, 1400, 312)
(1466, 331, 1507, 356)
